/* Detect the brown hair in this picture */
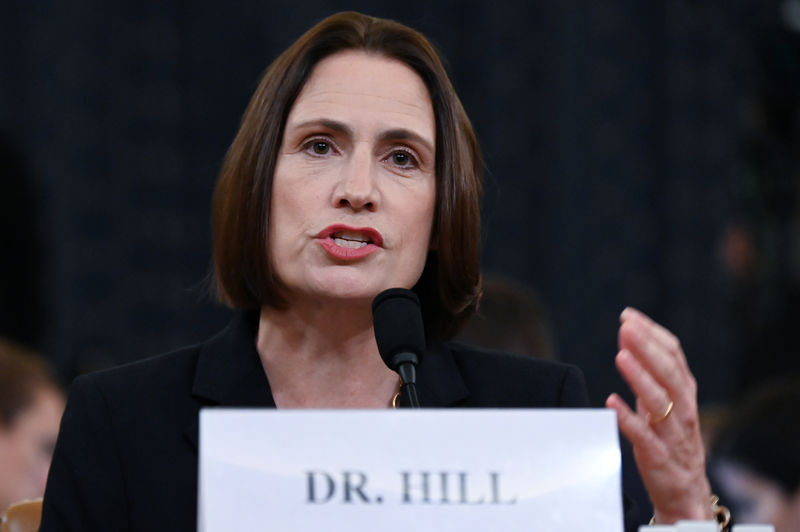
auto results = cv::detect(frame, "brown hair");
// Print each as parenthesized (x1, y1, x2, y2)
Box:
(212, 11, 482, 339)
(0, 340, 60, 427)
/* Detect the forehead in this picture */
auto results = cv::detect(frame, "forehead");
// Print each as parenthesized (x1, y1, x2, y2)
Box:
(287, 50, 435, 139)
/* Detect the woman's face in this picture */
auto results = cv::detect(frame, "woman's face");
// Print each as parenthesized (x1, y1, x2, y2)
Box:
(0, 386, 64, 512)
(269, 50, 437, 307)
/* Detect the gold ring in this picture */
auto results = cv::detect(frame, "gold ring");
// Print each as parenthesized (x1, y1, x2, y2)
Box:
(649, 400, 674, 424)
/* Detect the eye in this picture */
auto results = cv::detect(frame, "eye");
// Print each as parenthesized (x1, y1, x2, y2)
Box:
(300, 136, 337, 157)
(310, 141, 330, 155)
(388, 150, 418, 169)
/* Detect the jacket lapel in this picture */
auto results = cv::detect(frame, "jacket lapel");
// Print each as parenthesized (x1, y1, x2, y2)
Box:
(184, 312, 275, 449)
(413, 342, 471, 407)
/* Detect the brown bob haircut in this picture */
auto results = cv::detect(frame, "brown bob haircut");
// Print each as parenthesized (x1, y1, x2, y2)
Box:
(212, 11, 482, 339)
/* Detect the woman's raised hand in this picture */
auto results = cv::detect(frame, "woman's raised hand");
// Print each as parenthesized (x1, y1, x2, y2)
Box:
(605, 307, 714, 524)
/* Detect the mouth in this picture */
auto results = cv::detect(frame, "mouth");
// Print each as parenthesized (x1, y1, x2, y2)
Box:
(332, 232, 371, 249)
(317, 225, 384, 247)
(316, 224, 384, 260)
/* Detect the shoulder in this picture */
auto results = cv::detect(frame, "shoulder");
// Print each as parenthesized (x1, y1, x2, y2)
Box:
(443, 342, 590, 407)
(42, 338, 219, 531)
(72, 343, 202, 404)
(72, 312, 246, 402)
(446, 341, 578, 375)
(66, 311, 264, 417)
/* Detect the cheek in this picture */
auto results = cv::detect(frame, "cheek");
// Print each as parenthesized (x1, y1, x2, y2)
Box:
(414, 209, 434, 252)
(0, 432, 29, 484)
(269, 178, 303, 253)
(417, 191, 437, 249)
(270, 165, 326, 231)
(0, 435, 16, 470)
(403, 196, 436, 268)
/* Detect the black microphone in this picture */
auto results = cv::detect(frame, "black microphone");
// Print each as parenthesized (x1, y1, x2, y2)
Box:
(371, 288, 425, 408)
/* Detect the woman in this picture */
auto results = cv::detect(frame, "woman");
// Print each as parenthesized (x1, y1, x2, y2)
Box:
(41, 11, 721, 531)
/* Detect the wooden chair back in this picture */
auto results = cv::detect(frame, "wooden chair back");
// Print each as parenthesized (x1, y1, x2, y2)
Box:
(0, 499, 43, 532)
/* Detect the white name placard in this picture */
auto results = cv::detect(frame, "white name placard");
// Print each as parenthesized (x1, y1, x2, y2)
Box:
(198, 409, 623, 532)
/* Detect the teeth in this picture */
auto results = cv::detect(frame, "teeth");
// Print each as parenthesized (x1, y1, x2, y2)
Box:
(333, 237, 368, 249)
(333, 230, 369, 243)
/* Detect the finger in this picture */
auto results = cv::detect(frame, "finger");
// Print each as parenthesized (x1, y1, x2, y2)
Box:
(619, 319, 685, 402)
(619, 307, 689, 377)
(605, 393, 669, 464)
(620, 307, 691, 376)
(618, 315, 695, 408)
(608, 394, 712, 522)
(615, 349, 673, 424)
(636, 396, 645, 417)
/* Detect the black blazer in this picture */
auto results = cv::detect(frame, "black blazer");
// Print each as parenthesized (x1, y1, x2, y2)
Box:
(40, 312, 638, 531)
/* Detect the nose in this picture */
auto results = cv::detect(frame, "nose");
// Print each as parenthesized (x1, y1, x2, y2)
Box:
(333, 144, 379, 211)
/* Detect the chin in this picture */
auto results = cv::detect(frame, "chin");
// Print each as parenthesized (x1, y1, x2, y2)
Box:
(318, 278, 416, 305)
(301, 275, 383, 303)
(282, 264, 421, 305)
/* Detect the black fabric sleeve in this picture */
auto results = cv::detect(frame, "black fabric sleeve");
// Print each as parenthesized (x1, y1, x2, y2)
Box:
(40, 374, 129, 532)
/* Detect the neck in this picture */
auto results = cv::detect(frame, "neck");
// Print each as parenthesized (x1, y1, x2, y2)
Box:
(256, 300, 400, 408)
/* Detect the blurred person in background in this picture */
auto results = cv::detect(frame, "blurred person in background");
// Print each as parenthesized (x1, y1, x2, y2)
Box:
(0, 340, 64, 513)
(709, 375, 800, 530)
(453, 274, 557, 360)
(722, 1, 800, 398)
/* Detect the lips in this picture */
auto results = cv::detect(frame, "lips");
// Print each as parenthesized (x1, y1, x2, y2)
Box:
(316, 224, 383, 260)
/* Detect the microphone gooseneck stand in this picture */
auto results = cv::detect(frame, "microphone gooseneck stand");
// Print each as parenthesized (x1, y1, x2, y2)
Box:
(390, 351, 420, 408)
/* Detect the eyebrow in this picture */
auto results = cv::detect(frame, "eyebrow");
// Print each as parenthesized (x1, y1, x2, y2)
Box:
(292, 119, 353, 137)
(290, 119, 435, 155)
(377, 128, 434, 156)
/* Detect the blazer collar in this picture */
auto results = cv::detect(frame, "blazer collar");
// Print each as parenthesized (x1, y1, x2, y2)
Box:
(185, 311, 273, 451)
(192, 311, 275, 408)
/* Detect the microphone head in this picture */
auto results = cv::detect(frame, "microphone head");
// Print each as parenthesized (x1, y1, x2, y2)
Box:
(371, 288, 426, 370)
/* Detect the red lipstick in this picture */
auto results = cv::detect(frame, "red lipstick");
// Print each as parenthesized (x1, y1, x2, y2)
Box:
(316, 224, 383, 260)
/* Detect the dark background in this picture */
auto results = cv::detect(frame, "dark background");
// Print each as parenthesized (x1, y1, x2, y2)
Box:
(1, 0, 798, 407)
